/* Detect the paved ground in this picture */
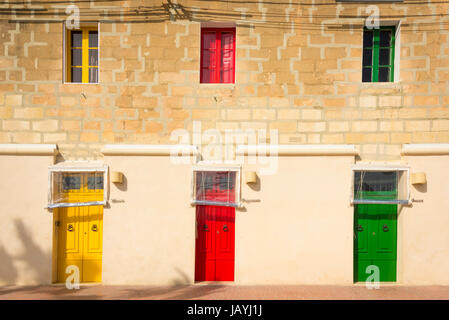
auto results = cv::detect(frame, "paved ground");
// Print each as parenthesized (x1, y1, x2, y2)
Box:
(1, 284, 449, 300)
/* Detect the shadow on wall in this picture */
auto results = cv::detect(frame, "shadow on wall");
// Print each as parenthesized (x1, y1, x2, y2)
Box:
(0, 219, 51, 285)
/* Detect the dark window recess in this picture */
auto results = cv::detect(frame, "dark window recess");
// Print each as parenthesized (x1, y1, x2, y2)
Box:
(71, 31, 82, 47)
(71, 68, 82, 83)
(88, 31, 98, 47)
(362, 26, 395, 82)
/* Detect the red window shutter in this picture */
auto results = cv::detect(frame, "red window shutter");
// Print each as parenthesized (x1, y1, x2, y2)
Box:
(201, 31, 217, 83)
(220, 32, 235, 83)
(201, 28, 235, 83)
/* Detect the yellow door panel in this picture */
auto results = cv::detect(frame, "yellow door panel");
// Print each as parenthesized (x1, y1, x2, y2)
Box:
(81, 205, 103, 282)
(84, 205, 103, 255)
(63, 208, 82, 256)
(57, 206, 83, 284)
(82, 260, 102, 283)
(58, 259, 83, 284)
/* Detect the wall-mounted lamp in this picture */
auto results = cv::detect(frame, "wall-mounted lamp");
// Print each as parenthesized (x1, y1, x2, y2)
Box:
(411, 172, 426, 185)
(245, 171, 258, 184)
(111, 171, 124, 184)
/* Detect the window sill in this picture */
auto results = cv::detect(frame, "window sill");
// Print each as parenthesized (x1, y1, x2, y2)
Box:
(199, 83, 236, 88)
(337, 0, 403, 2)
(360, 82, 401, 88)
(62, 82, 100, 85)
(47, 201, 106, 209)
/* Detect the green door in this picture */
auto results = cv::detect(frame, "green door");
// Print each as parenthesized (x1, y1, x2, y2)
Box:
(354, 201, 397, 282)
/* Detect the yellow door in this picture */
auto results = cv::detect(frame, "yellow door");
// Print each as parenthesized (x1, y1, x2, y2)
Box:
(56, 173, 103, 283)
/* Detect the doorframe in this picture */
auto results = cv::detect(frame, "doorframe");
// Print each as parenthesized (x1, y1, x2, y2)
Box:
(48, 162, 108, 284)
(350, 164, 411, 284)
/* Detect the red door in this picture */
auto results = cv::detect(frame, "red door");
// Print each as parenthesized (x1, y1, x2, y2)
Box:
(195, 171, 236, 282)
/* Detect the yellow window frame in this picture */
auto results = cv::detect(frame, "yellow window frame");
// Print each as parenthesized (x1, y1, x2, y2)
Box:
(66, 27, 99, 83)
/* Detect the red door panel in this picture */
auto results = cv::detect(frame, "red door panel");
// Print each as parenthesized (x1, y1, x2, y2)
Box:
(195, 205, 216, 281)
(214, 206, 235, 281)
(195, 205, 235, 282)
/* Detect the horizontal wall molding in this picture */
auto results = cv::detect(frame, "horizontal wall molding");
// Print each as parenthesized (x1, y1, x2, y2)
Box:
(236, 144, 359, 156)
(401, 144, 449, 156)
(102, 144, 199, 156)
(0, 144, 58, 156)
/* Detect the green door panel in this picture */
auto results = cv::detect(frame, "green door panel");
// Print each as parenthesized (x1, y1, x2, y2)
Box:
(354, 203, 397, 282)
(374, 260, 397, 282)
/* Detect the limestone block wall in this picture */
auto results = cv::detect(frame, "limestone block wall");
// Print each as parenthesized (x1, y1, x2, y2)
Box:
(0, 1, 448, 161)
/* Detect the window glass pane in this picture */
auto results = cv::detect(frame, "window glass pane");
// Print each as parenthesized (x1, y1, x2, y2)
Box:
(220, 48, 233, 83)
(195, 171, 236, 204)
(196, 172, 214, 201)
(71, 68, 82, 82)
(63, 175, 81, 190)
(363, 30, 373, 48)
(221, 32, 234, 50)
(354, 171, 397, 200)
(88, 174, 103, 190)
(89, 68, 98, 83)
(379, 48, 390, 66)
(220, 69, 233, 83)
(378, 67, 389, 82)
(71, 31, 82, 47)
(380, 30, 391, 47)
(71, 49, 82, 66)
(201, 50, 216, 69)
(201, 68, 214, 83)
(218, 172, 236, 191)
(362, 49, 372, 67)
(202, 32, 216, 49)
(89, 49, 98, 66)
(362, 68, 372, 82)
(89, 31, 98, 47)
(221, 50, 233, 67)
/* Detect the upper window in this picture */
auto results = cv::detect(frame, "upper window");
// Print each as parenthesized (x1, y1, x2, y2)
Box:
(191, 167, 241, 207)
(48, 167, 107, 209)
(362, 26, 396, 82)
(351, 167, 410, 205)
(65, 27, 99, 83)
(200, 28, 235, 84)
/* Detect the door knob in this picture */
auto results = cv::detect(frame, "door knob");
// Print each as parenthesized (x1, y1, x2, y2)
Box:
(383, 224, 389, 232)
(67, 224, 74, 232)
(223, 224, 229, 232)
(91, 224, 98, 232)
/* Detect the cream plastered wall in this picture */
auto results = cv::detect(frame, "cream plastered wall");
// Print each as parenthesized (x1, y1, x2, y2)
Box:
(236, 156, 355, 285)
(399, 155, 449, 285)
(0, 155, 54, 285)
(103, 154, 355, 285)
(102, 155, 196, 285)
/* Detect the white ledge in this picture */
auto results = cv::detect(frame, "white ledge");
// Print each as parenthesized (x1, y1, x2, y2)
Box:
(401, 144, 449, 156)
(0, 144, 57, 155)
(236, 144, 359, 156)
(102, 144, 199, 156)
